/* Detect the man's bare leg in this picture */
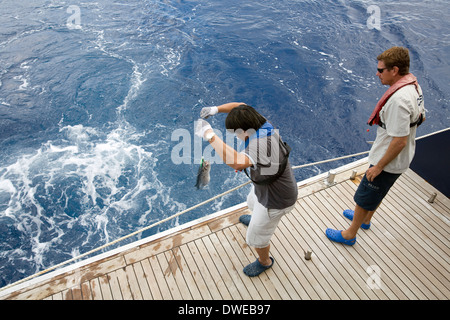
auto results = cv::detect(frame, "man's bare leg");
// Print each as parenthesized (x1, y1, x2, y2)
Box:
(342, 204, 373, 240)
(255, 245, 272, 266)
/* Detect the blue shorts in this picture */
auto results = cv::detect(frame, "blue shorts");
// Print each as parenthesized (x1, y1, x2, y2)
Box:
(354, 167, 401, 211)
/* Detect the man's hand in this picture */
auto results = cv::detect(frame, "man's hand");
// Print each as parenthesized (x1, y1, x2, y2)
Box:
(365, 165, 383, 182)
(366, 135, 408, 181)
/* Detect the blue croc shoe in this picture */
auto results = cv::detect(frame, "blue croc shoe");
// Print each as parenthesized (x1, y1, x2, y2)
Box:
(239, 214, 251, 226)
(325, 228, 356, 246)
(243, 257, 274, 277)
(343, 209, 371, 230)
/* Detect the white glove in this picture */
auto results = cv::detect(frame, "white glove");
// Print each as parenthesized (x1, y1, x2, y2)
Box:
(195, 119, 213, 139)
(200, 106, 218, 119)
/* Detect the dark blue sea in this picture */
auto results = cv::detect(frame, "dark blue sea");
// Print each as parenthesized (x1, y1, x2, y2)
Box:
(0, 0, 448, 287)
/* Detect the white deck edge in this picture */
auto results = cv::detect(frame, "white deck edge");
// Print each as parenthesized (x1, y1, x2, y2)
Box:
(0, 156, 369, 298)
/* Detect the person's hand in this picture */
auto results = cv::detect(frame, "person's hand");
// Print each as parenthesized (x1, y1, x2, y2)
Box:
(195, 119, 213, 140)
(365, 165, 383, 182)
(200, 106, 218, 119)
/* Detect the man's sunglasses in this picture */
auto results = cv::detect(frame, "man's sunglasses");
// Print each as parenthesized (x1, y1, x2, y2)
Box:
(377, 67, 388, 73)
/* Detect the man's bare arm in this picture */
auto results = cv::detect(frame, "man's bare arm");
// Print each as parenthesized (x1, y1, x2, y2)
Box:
(366, 135, 408, 181)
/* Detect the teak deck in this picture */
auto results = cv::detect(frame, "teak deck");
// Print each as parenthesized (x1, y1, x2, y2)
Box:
(1, 160, 449, 300)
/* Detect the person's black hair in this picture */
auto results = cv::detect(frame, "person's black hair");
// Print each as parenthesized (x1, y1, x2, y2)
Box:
(225, 104, 266, 132)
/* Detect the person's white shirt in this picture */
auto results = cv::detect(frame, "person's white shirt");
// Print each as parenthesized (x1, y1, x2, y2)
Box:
(368, 84, 425, 174)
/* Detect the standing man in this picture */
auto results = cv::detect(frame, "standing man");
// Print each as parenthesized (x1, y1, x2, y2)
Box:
(195, 103, 298, 276)
(326, 46, 425, 245)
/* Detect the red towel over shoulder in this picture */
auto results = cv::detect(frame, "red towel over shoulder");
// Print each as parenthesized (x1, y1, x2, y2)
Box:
(367, 73, 418, 126)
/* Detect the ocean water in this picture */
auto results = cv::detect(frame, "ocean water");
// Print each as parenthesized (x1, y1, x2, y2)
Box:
(0, 0, 448, 287)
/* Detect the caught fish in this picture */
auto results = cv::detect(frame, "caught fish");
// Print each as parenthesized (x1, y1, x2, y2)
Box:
(195, 157, 211, 189)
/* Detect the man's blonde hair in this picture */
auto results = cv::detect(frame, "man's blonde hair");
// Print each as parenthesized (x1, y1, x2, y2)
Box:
(377, 46, 410, 76)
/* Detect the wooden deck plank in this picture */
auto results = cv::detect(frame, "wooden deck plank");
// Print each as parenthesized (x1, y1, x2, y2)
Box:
(51, 292, 62, 300)
(389, 181, 449, 248)
(186, 240, 222, 299)
(113, 268, 131, 300)
(333, 182, 427, 299)
(80, 281, 92, 300)
(332, 180, 426, 299)
(132, 261, 153, 299)
(376, 197, 450, 298)
(395, 175, 449, 238)
(163, 249, 192, 300)
(403, 170, 450, 209)
(401, 171, 450, 223)
(194, 238, 232, 299)
(124, 264, 143, 300)
(214, 229, 263, 299)
(398, 183, 450, 231)
(208, 208, 247, 233)
(157, 252, 182, 299)
(315, 190, 387, 299)
(71, 285, 83, 300)
(140, 259, 163, 300)
(90, 278, 103, 300)
(170, 246, 203, 300)
(377, 194, 449, 298)
(124, 224, 212, 265)
(3, 254, 126, 300)
(150, 254, 173, 300)
(178, 244, 212, 299)
(98, 275, 113, 300)
(208, 233, 252, 299)
(200, 236, 242, 299)
(61, 289, 73, 300)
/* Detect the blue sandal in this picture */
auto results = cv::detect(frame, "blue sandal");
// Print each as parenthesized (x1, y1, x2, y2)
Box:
(343, 209, 371, 230)
(325, 228, 356, 246)
(239, 214, 251, 226)
(243, 257, 274, 277)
